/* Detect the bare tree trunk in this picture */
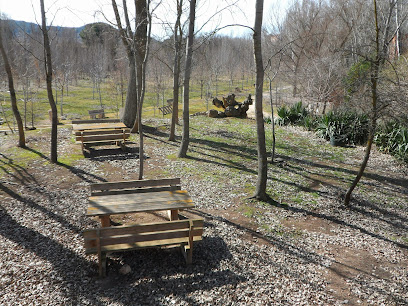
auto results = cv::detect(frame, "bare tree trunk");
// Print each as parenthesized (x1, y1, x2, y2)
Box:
(40, 0, 58, 163)
(169, 0, 183, 141)
(130, 0, 152, 178)
(252, 0, 268, 201)
(60, 86, 64, 116)
(344, 0, 380, 206)
(130, 0, 149, 134)
(178, 0, 196, 158)
(268, 78, 276, 163)
(112, 0, 138, 127)
(0, 29, 25, 147)
(122, 56, 138, 127)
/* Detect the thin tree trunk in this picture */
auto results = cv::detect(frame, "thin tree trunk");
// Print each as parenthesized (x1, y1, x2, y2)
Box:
(0, 29, 25, 146)
(169, 0, 183, 141)
(40, 0, 58, 163)
(269, 78, 276, 163)
(60, 86, 64, 116)
(178, 0, 196, 158)
(252, 0, 268, 201)
(122, 56, 138, 127)
(98, 81, 102, 109)
(344, 0, 380, 206)
(131, 0, 152, 178)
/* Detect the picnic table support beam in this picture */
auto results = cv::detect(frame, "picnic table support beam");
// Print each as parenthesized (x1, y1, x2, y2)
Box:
(99, 216, 111, 227)
(168, 209, 179, 221)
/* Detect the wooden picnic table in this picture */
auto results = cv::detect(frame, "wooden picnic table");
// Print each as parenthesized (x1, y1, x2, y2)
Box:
(72, 122, 127, 132)
(87, 189, 195, 227)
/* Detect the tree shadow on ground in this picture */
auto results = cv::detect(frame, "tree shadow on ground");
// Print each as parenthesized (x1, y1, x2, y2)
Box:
(144, 123, 408, 238)
(272, 154, 408, 232)
(144, 130, 259, 175)
(23, 146, 106, 184)
(144, 126, 258, 161)
(0, 181, 82, 234)
(0, 204, 243, 305)
(265, 198, 408, 250)
(97, 234, 243, 304)
(193, 209, 407, 305)
(0, 153, 37, 185)
(83, 145, 144, 163)
(278, 151, 408, 190)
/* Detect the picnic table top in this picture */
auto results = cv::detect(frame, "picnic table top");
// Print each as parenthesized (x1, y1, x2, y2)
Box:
(72, 122, 127, 131)
(86, 190, 195, 217)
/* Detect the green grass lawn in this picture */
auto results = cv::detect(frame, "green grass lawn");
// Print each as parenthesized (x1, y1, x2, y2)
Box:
(0, 76, 270, 126)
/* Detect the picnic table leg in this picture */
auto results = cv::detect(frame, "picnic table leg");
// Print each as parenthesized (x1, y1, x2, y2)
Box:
(99, 216, 111, 227)
(168, 209, 179, 221)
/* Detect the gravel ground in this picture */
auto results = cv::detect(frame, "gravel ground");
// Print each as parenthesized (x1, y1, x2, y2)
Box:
(0, 121, 407, 305)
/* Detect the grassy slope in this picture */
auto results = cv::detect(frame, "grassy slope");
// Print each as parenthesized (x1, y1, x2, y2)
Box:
(1, 78, 406, 246)
(0, 77, 269, 125)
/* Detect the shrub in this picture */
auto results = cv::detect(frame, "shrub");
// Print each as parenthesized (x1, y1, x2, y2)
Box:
(315, 111, 369, 145)
(275, 102, 308, 126)
(302, 114, 319, 131)
(375, 120, 408, 162)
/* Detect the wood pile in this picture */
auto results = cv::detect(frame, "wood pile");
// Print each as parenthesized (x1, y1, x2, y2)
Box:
(209, 94, 253, 118)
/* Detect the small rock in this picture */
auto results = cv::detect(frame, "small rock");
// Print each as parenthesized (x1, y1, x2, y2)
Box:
(119, 264, 132, 275)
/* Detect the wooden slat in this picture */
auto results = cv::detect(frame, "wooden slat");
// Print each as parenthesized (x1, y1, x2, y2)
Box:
(90, 178, 181, 193)
(87, 200, 193, 216)
(84, 219, 204, 239)
(89, 110, 105, 114)
(72, 122, 127, 131)
(77, 133, 130, 142)
(91, 186, 181, 196)
(72, 119, 120, 124)
(76, 140, 123, 146)
(84, 229, 203, 248)
(85, 236, 203, 254)
(101, 229, 191, 246)
(83, 219, 204, 253)
(75, 129, 130, 136)
(90, 190, 189, 205)
(87, 190, 193, 216)
(85, 228, 203, 250)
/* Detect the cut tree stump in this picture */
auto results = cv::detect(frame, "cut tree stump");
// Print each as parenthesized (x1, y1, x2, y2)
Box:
(211, 94, 253, 118)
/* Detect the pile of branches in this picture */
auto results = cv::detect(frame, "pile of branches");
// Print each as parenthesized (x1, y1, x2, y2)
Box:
(209, 94, 253, 118)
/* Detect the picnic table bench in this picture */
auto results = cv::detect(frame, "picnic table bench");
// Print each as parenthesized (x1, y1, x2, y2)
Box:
(88, 109, 105, 119)
(158, 99, 173, 116)
(158, 105, 172, 116)
(84, 218, 204, 277)
(75, 128, 130, 151)
(84, 178, 204, 277)
(72, 120, 130, 152)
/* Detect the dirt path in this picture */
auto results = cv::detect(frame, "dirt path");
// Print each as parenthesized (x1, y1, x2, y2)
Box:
(246, 93, 273, 119)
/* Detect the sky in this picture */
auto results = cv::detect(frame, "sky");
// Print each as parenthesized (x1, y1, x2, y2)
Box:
(0, 0, 290, 37)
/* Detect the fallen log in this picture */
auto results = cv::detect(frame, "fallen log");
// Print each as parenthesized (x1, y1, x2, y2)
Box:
(211, 94, 253, 118)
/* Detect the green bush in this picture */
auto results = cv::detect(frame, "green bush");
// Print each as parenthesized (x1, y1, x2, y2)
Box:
(302, 114, 319, 131)
(374, 120, 408, 162)
(275, 102, 308, 126)
(315, 111, 369, 146)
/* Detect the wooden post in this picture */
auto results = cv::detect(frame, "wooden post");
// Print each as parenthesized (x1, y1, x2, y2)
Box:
(168, 209, 179, 221)
(99, 216, 111, 227)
